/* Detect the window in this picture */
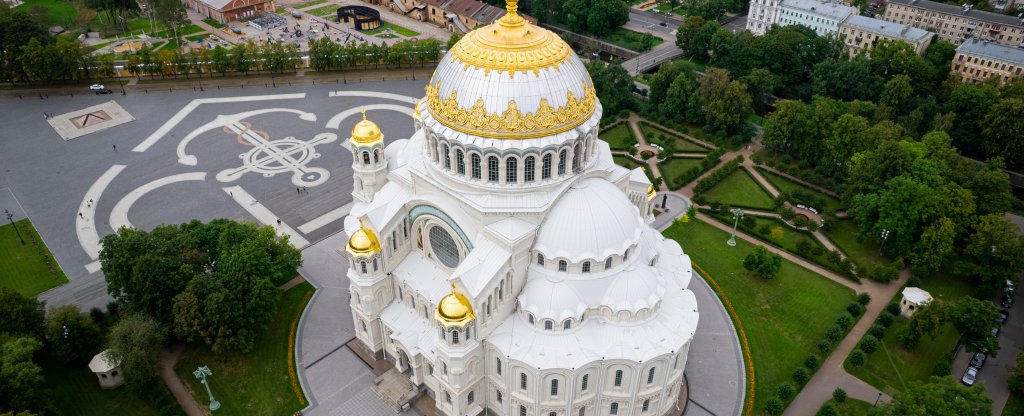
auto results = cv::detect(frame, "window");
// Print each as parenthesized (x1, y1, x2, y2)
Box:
(520, 406, 527, 416)
(581, 374, 589, 391)
(605, 257, 612, 270)
(361, 320, 367, 332)
(525, 156, 535, 182)
(497, 390, 503, 403)
(551, 379, 559, 396)
(496, 357, 502, 375)
(372, 258, 378, 271)
(488, 156, 499, 182)
(582, 261, 591, 273)
(610, 402, 619, 415)
(456, 149, 465, 175)
(468, 391, 474, 405)
(558, 260, 567, 272)
(443, 144, 450, 169)
(537, 253, 545, 265)
(564, 320, 571, 330)
(429, 226, 460, 268)
(579, 407, 585, 416)
(544, 320, 553, 330)
(614, 370, 623, 387)
(360, 261, 367, 273)
(528, 314, 535, 324)
(542, 154, 552, 179)
(521, 373, 528, 390)
(362, 151, 370, 164)
(507, 157, 518, 183)
(648, 367, 655, 384)
(642, 399, 650, 412)
(558, 149, 567, 175)
(445, 391, 451, 403)
(573, 143, 582, 171)
(452, 330, 459, 344)
(443, 362, 448, 374)
(471, 154, 481, 179)
(550, 413, 556, 416)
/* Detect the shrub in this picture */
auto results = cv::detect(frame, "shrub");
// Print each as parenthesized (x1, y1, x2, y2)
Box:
(793, 367, 810, 385)
(857, 292, 871, 305)
(868, 262, 900, 282)
(89, 307, 106, 323)
(832, 388, 847, 403)
(848, 349, 865, 366)
(805, 354, 820, 370)
(618, 109, 630, 119)
(818, 402, 837, 416)
(776, 383, 796, 401)
(869, 324, 886, 339)
(836, 314, 853, 330)
(765, 397, 784, 415)
(907, 275, 922, 288)
(107, 301, 121, 317)
(825, 325, 844, 342)
(797, 240, 813, 255)
(846, 303, 863, 317)
(933, 360, 952, 376)
(758, 224, 771, 235)
(878, 312, 895, 327)
(693, 157, 742, 194)
(817, 339, 831, 354)
(859, 335, 880, 354)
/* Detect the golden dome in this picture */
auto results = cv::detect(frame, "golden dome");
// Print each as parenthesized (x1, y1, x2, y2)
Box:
(647, 185, 656, 201)
(351, 109, 383, 145)
(435, 283, 475, 326)
(449, 0, 572, 76)
(346, 222, 381, 256)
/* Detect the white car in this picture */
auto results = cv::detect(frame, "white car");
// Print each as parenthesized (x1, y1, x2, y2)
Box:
(962, 367, 978, 386)
(89, 84, 105, 91)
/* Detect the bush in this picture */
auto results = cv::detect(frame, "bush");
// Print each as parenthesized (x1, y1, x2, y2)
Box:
(878, 312, 895, 327)
(832, 387, 847, 403)
(869, 324, 886, 339)
(868, 262, 900, 282)
(89, 307, 106, 323)
(766, 397, 784, 415)
(805, 354, 820, 370)
(776, 383, 796, 401)
(618, 109, 631, 119)
(793, 367, 810, 385)
(857, 292, 871, 305)
(693, 157, 742, 194)
(817, 339, 831, 354)
(846, 303, 863, 317)
(758, 224, 771, 235)
(107, 301, 121, 317)
(933, 360, 952, 376)
(818, 402, 837, 416)
(886, 303, 901, 315)
(825, 324, 844, 342)
(848, 349, 865, 366)
(907, 275, 922, 288)
(836, 314, 853, 330)
(859, 335, 880, 354)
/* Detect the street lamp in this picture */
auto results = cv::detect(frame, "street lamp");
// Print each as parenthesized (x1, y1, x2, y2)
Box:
(193, 366, 221, 411)
(4, 209, 24, 245)
(874, 391, 882, 406)
(727, 208, 744, 247)
(879, 228, 890, 255)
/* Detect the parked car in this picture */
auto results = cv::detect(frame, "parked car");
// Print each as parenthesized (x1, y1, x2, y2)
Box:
(94, 87, 112, 94)
(970, 353, 987, 369)
(1003, 293, 1014, 308)
(998, 310, 1010, 325)
(962, 367, 978, 386)
(89, 84, 105, 91)
(992, 326, 1001, 337)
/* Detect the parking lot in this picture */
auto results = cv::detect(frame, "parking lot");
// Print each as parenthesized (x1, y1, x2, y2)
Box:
(953, 284, 1022, 414)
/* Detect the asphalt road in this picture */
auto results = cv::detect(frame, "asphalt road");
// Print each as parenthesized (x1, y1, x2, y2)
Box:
(952, 291, 1023, 415)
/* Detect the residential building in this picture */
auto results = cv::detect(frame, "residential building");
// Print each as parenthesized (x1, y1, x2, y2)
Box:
(748, 0, 783, 35)
(182, 0, 275, 23)
(365, 0, 505, 33)
(747, 0, 858, 37)
(839, 14, 934, 55)
(345, 2, 700, 415)
(882, 0, 1024, 46)
(952, 38, 1024, 83)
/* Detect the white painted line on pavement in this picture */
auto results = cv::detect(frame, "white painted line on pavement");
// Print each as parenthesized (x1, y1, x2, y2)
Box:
(133, 93, 307, 153)
(298, 202, 353, 234)
(78, 165, 127, 260)
(85, 261, 101, 274)
(222, 186, 310, 248)
(176, 108, 316, 166)
(328, 90, 418, 103)
(325, 104, 414, 130)
(109, 172, 207, 231)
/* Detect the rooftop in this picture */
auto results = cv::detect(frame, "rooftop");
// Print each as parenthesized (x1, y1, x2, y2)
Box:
(886, 0, 1024, 28)
(780, 0, 857, 21)
(957, 38, 1024, 65)
(844, 15, 933, 42)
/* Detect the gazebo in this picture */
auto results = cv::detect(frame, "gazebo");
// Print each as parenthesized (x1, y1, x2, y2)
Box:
(900, 287, 933, 318)
(88, 349, 124, 389)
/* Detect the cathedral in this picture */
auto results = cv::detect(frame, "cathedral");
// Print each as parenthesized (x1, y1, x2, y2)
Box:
(342, 2, 700, 415)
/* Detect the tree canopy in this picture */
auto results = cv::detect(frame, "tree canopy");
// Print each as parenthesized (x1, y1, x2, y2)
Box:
(874, 376, 991, 416)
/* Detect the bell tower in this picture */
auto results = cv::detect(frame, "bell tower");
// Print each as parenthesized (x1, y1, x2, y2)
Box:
(433, 284, 484, 416)
(349, 109, 388, 203)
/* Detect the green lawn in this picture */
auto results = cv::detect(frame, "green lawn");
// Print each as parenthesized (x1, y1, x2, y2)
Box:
(363, 22, 420, 37)
(42, 355, 164, 416)
(150, 24, 205, 39)
(845, 272, 973, 396)
(640, 122, 709, 153)
(665, 219, 856, 414)
(175, 282, 313, 416)
(1004, 393, 1024, 416)
(748, 216, 823, 255)
(824, 220, 893, 273)
(604, 27, 664, 52)
(294, 0, 327, 8)
(307, 4, 341, 17)
(817, 399, 874, 416)
(0, 219, 68, 297)
(659, 157, 704, 190)
(758, 169, 843, 212)
(599, 123, 637, 150)
(16, 0, 76, 25)
(202, 18, 226, 29)
(701, 169, 776, 210)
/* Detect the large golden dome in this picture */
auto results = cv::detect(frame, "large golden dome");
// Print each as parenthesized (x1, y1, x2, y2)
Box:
(435, 284, 475, 326)
(423, 0, 598, 140)
(350, 109, 383, 145)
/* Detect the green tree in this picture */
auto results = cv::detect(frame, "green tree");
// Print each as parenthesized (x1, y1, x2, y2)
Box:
(698, 67, 751, 133)
(106, 314, 166, 389)
(899, 301, 945, 350)
(210, 46, 232, 75)
(663, 69, 701, 123)
(964, 214, 1024, 293)
(880, 74, 914, 112)
(874, 377, 991, 416)
(1009, 347, 1024, 394)
(676, 16, 718, 61)
(811, 57, 881, 101)
(981, 98, 1024, 167)
(953, 157, 1013, 216)
(564, 0, 628, 36)
(446, 33, 462, 50)
(821, 114, 870, 173)
(869, 39, 937, 93)
(0, 6, 51, 83)
(172, 269, 280, 354)
(45, 305, 102, 365)
(762, 99, 809, 153)
(586, 60, 635, 116)
(945, 82, 998, 157)
(743, 246, 782, 279)
(0, 287, 45, 338)
(910, 217, 955, 275)
(740, 68, 775, 112)
(0, 337, 47, 413)
(948, 296, 1001, 354)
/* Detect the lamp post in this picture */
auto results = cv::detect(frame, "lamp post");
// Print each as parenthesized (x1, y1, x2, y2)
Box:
(873, 391, 882, 406)
(727, 208, 744, 247)
(879, 228, 890, 255)
(4, 209, 24, 245)
(193, 366, 220, 411)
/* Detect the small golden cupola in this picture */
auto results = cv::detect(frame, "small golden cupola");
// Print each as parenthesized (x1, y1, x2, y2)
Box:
(435, 283, 475, 326)
(647, 185, 656, 201)
(350, 109, 383, 146)
(346, 221, 381, 256)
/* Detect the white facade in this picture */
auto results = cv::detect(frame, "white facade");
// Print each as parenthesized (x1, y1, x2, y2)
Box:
(343, 4, 700, 416)
(747, 0, 857, 37)
(900, 287, 933, 318)
(747, 0, 782, 35)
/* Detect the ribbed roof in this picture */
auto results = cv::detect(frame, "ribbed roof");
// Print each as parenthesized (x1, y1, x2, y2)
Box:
(534, 179, 642, 262)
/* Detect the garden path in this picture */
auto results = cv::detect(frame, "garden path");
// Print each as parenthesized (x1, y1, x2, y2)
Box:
(627, 113, 669, 191)
(159, 343, 206, 416)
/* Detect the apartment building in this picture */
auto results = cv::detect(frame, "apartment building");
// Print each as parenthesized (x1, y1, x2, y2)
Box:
(366, 0, 505, 33)
(840, 14, 934, 55)
(952, 38, 1024, 83)
(748, 0, 783, 35)
(182, 0, 275, 23)
(774, 0, 859, 36)
(882, 0, 1024, 46)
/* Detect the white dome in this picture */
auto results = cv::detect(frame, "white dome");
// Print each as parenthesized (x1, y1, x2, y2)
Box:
(519, 277, 587, 323)
(602, 266, 666, 315)
(534, 179, 642, 262)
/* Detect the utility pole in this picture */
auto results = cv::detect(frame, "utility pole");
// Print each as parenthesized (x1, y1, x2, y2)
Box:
(4, 209, 24, 245)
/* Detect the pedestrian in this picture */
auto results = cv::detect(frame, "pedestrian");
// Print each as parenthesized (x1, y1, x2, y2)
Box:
(296, 187, 301, 194)
(277, 219, 282, 225)
(42, 112, 47, 120)
(302, 186, 307, 193)
(78, 212, 83, 218)
(112, 144, 117, 151)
